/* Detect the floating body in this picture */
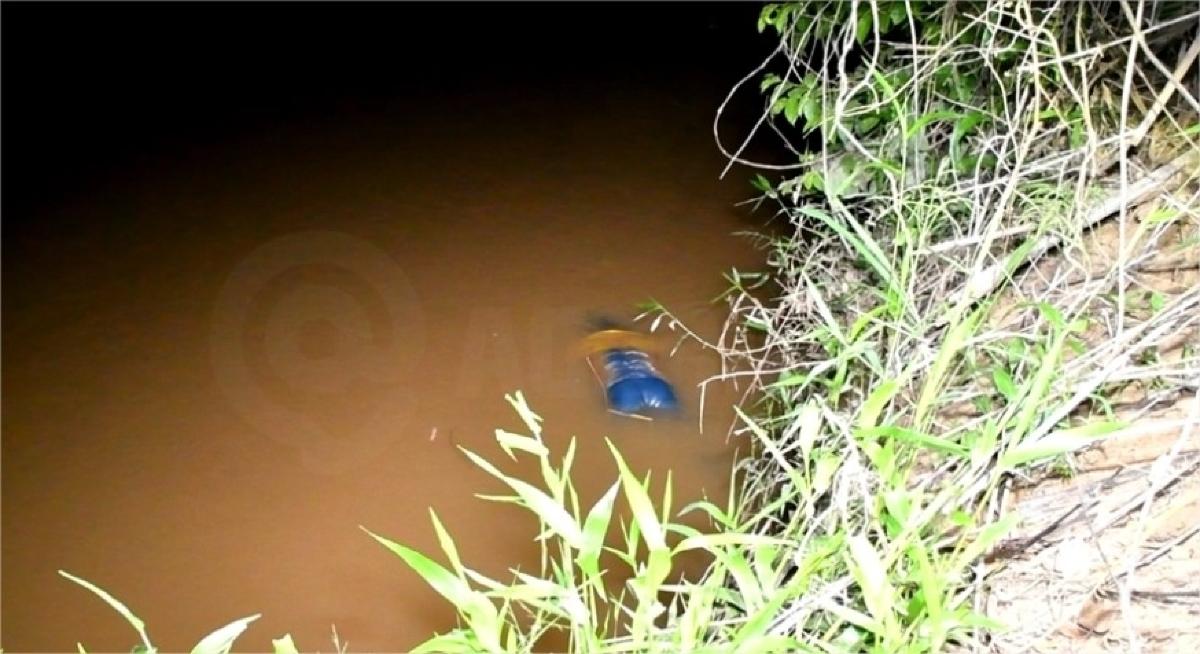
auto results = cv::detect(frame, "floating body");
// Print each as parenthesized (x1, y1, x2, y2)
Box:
(601, 347, 679, 413)
(579, 323, 679, 416)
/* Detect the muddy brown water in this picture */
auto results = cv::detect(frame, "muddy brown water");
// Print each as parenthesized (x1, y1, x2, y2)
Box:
(2, 79, 768, 651)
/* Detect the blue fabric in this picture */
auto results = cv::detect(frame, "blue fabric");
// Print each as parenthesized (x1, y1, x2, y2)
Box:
(602, 349, 679, 413)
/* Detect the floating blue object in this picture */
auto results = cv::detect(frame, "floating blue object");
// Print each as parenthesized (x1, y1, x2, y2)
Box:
(602, 348, 679, 414)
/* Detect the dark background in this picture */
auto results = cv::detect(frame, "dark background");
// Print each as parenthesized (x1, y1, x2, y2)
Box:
(2, 1, 774, 218)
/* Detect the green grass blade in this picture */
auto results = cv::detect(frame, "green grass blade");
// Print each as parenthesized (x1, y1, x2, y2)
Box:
(411, 630, 486, 654)
(58, 570, 155, 653)
(605, 438, 666, 552)
(429, 509, 466, 578)
(1001, 420, 1127, 468)
(461, 447, 584, 549)
(846, 535, 899, 642)
(674, 533, 792, 553)
(361, 526, 471, 605)
(1007, 327, 1071, 448)
(505, 391, 544, 437)
(717, 546, 764, 611)
(577, 480, 620, 580)
(906, 543, 946, 650)
(271, 634, 300, 654)
(859, 425, 969, 456)
(190, 614, 261, 654)
(495, 429, 548, 461)
(857, 379, 900, 433)
(365, 525, 503, 653)
(914, 308, 979, 427)
(953, 513, 1019, 573)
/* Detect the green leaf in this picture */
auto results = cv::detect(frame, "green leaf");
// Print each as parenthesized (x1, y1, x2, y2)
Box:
(856, 115, 881, 133)
(846, 535, 899, 640)
(992, 366, 1016, 402)
(758, 4, 778, 33)
(1000, 420, 1128, 468)
(191, 615, 261, 654)
(59, 571, 155, 654)
(957, 609, 1011, 631)
(495, 574, 565, 604)
(796, 401, 822, 462)
(878, 9, 893, 33)
(802, 95, 822, 131)
(606, 439, 665, 551)
(772, 372, 811, 388)
(1149, 291, 1166, 313)
(674, 533, 792, 553)
(733, 634, 800, 654)
(907, 543, 947, 650)
(363, 527, 502, 654)
(429, 509, 465, 578)
(914, 308, 980, 427)
(271, 634, 300, 654)
(411, 630, 487, 654)
(494, 429, 548, 460)
(460, 448, 585, 549)
(769, 96, 786, 117)
(1006, 337, 1028, 361)
(361, 526, 472, 605)
(951, 112, 989, 152)
(813, 453, 841, 496)
(1008, 323, 1071, 448)
(905, 110, 961, 142)
(950, 509, 975, 527)
(784, 92, 803, 125)
(855, 12, 873, 44)
(860, 426, 969, 456)
(717, 545, 763, 610)
(504, 391, 543, 436)
(679, 499, 733, 530)
(1145, 206, 1180, 224)
(1035, 302, 1065, 331)
(954, 513, 1019, 572)
(660, 469, 673, 530)
(858, 380, 899, 432)
(797, 204, 894, 293)
(576, 480, 620, 579)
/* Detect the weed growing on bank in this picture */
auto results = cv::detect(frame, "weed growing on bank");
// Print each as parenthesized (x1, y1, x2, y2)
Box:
(686, 0, 1198, 651)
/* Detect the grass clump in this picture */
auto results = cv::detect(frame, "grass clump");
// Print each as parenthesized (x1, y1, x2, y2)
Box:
(364, 391, 801, 654)
(672, 0, 1199, 651)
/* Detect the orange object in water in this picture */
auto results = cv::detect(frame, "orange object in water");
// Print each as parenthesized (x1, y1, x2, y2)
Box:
(576, 328, 662, 358)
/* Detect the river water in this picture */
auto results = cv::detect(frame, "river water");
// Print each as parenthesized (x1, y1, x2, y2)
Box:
(2, 6, 773, 651)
